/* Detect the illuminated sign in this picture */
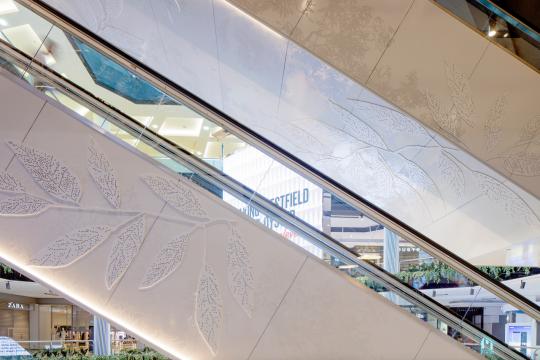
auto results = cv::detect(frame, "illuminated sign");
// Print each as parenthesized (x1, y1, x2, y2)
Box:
(224, 147, 323, 257)
(7, 302, 28, 310)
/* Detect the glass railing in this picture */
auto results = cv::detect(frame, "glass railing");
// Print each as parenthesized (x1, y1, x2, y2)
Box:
(435, 0, 540, 70)
(0, 1, 536, 358)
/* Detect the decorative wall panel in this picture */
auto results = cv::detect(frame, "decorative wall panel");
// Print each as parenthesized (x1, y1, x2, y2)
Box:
(0, 73, 480, 359)
(42, 0, 540, 267)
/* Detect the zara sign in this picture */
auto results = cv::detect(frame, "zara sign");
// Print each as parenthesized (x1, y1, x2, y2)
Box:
(6, 302, 28, 310)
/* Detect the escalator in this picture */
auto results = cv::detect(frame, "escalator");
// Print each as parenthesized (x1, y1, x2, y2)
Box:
(0, 0, 538, 359)
(34, 0, 540, 269)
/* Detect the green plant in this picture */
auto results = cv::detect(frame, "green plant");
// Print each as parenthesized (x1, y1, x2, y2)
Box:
(31, 348, 169, 360)
(395, 262, 532, 287)
(0, 263, 13, 275)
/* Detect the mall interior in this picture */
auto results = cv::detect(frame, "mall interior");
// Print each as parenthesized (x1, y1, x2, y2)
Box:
(0, 0, 538, 359)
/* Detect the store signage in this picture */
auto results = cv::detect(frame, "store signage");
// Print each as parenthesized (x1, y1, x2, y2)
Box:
(269, 188, 310, 210)
(7, 302, 27, 310)
(224, 147, 323, 257)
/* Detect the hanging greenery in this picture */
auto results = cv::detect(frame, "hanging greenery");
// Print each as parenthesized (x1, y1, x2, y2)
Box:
(0, 263, 13, 275)
(395, 262, 532, 287)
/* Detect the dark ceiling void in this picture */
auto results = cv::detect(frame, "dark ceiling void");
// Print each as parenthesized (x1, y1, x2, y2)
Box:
(491, 0, 540, 34)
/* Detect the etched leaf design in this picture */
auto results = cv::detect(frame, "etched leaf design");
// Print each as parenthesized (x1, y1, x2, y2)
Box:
(337, 106, 387, 149)
(0, 194, 51, 215)
(503, 153, 540, 177)
(351, 149, 394, 199)
(484, 95, 506, 151)
(227, 226, 254, 318)
(396, 159, 440, 200)
(88, 138, 121, 208)
(425, 91, 460, 138)
(30, 225, 112, 267)
(141, 175, 206, 218)
(139, 232, 190, 289)
(102, 0, 123, 19)
(445, 63, 474, 127)
(279, 121, 326, 155)
(106, 214, 145, 289)
(519, 115, 540, 142)
(7, 141, 81, 205)
(195, 264, 223, 356)
(353, 101, 432, 146)
(0, 171, 24, 193)
(475, 173, 540, 226)
(438, 151, 465, 199)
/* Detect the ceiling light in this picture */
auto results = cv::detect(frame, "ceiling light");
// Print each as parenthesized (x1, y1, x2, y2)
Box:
(0, 18, 8, 26)
(503, 32, 509, 38)
(338, 264, 358, 270)
(76, 106, 89, 117)
(151, 124, 159, 129)
(358, 253, 382, 261)
(488, 29, 497, 37)
(203, 125, 210, 131)
(0, 0, 18, 16)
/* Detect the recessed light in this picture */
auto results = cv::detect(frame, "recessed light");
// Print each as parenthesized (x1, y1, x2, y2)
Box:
(203, 125, 210, 131)
(488, 29, 497, 37)
(151, 124, 159, 129)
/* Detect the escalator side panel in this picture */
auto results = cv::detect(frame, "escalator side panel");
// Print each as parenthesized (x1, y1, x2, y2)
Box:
(0, 70, 480, 360)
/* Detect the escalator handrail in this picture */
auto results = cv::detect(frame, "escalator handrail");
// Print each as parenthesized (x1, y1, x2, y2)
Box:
(0, 13, 528, 360)
(15, 0, 540, 342)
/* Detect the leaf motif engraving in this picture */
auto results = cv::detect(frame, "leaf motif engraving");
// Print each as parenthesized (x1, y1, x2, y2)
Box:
(354, 101, 431, 145)
(425, 91, 460, 138)
(338, 107, 387, 149)
(88, 138, 121, 208)
(484, 95, 506, 151)
(30, 225, 112, 267)
(7, 141, 81, 205)
(0, 171, 24, 193)
(396, 159, 440, 201)
(141, 175, 206, 218)
(139, 232, 190, 289)
(106, 214, 145, 289)
(445, 63, 474, 127)
(438, 151, 465, 199)
(503, 153, 540, 177)
(350, 149, 394, 200)
(195, 264, 223, 356)
(101, 0, 123, 19)
(0, 194, 51, 215)
(278, 121, 326, 155)
(475, 173, 540, 226)
(519, 115, 540, 142)
(227, 226, 254, 318)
